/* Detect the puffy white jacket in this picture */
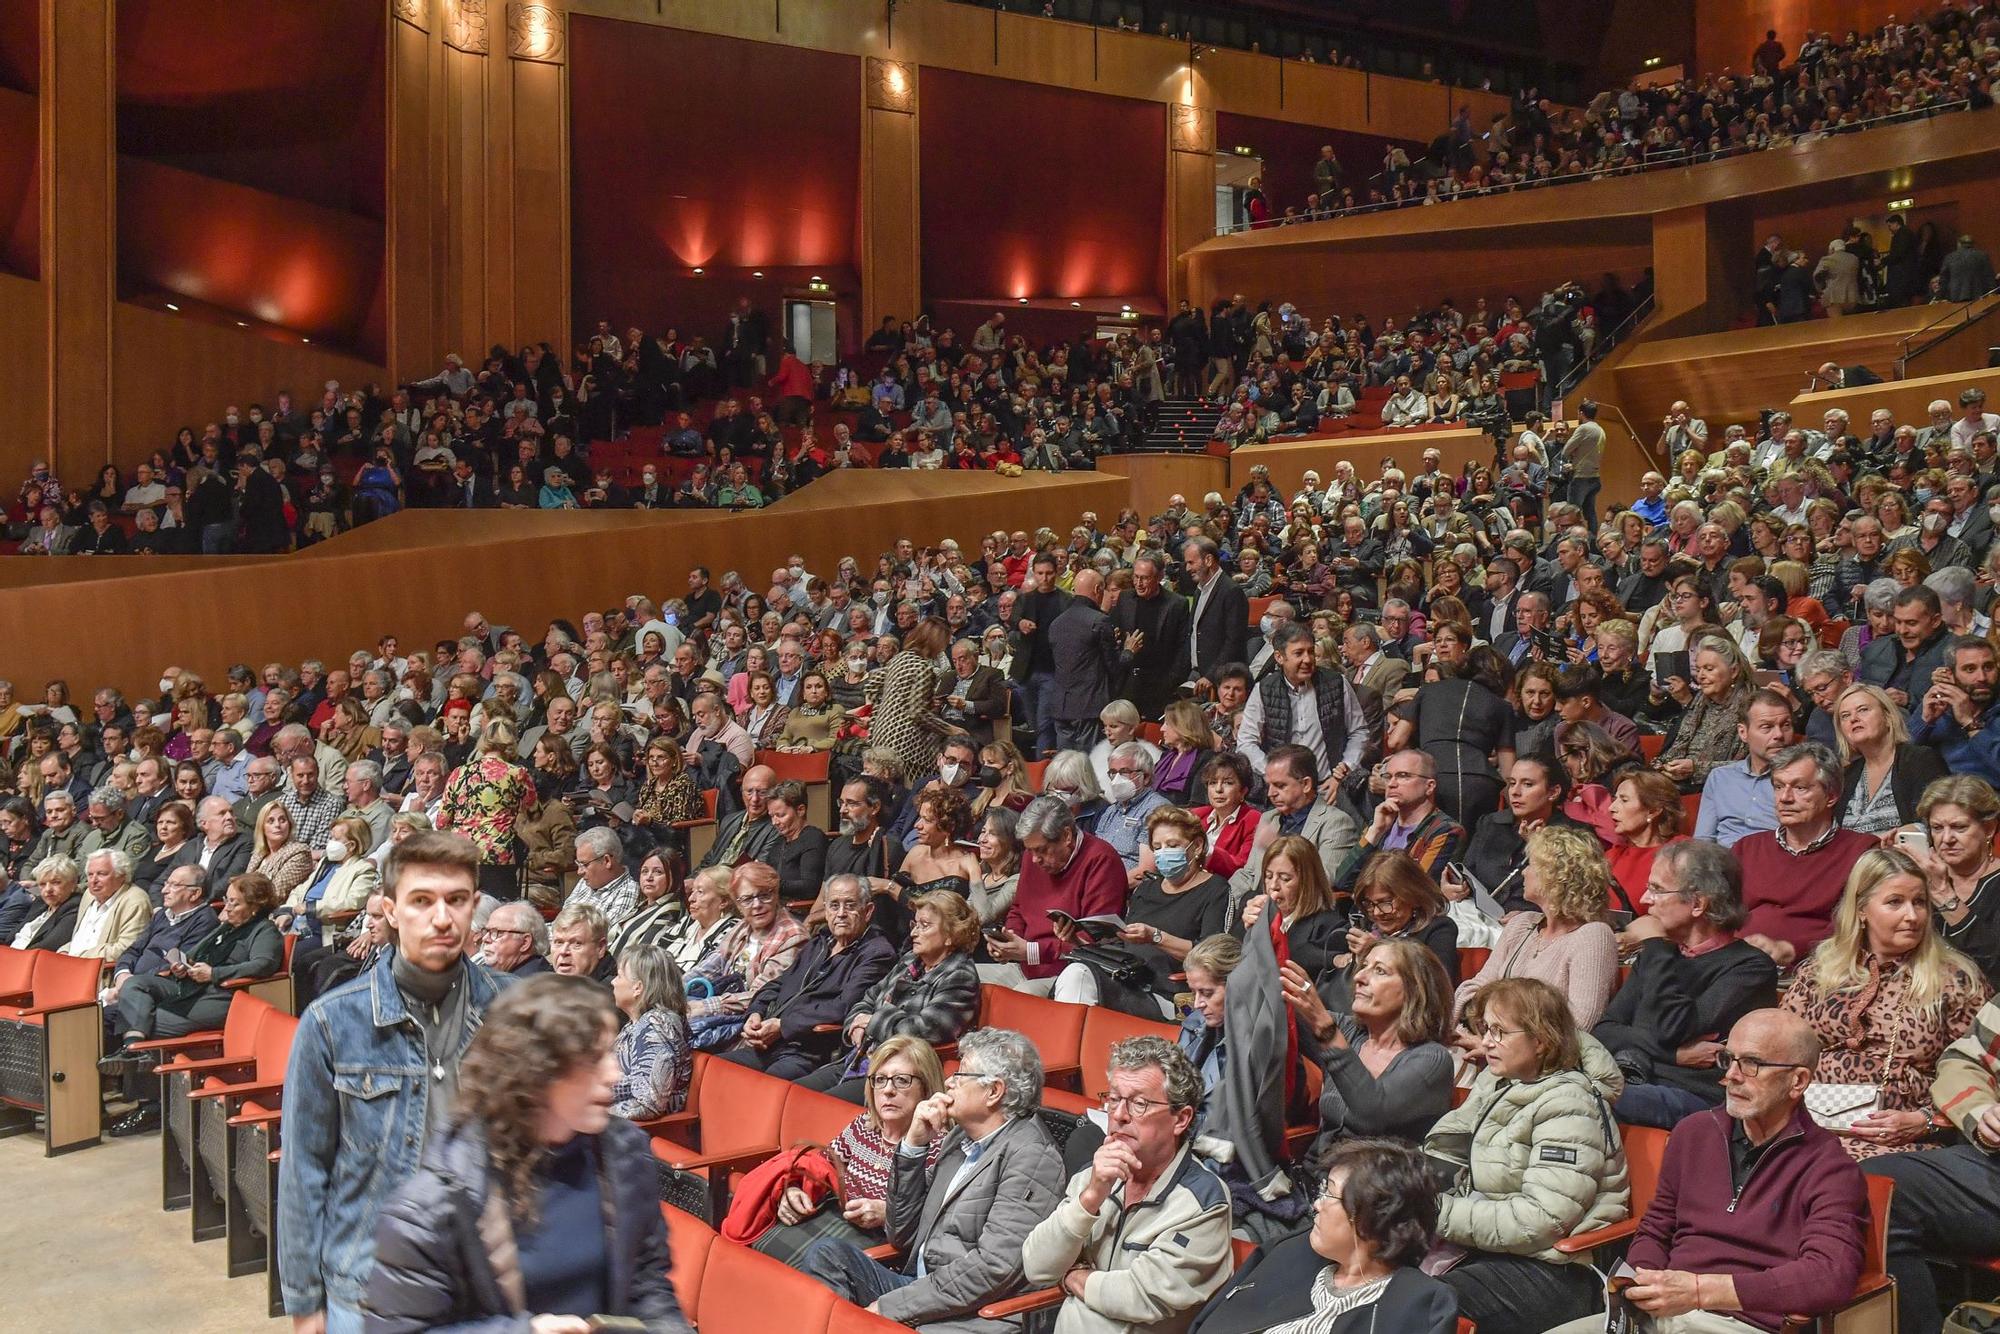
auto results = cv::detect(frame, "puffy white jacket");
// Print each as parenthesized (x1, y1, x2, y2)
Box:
(1423, 1036, 1631, 1264)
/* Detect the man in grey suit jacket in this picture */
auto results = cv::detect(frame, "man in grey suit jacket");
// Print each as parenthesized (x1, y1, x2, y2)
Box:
(1046, 569, 1126, 753)
(695, 764, 782, 871)
(1227, 745, 1358, 912)
(803, 1028, 1066, 1332)
(193, 797, 254, 899)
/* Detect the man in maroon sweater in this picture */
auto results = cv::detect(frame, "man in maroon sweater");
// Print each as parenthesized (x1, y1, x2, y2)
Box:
(1730, 743, 1875, 968)
(1546, 1008, 1867, 1333)
(986, 795, 1129, 994)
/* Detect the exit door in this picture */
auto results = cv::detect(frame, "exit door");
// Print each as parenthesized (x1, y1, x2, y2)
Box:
(785, 299, 837, 366)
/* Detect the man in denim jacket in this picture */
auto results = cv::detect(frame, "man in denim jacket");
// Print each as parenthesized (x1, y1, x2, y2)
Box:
(278, 831, 510, 1333)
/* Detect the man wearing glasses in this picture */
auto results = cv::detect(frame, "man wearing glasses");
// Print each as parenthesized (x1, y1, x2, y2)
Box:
(1544, 1008, 1867, 1334)
(1022, 1037, 1232, 1330)
(802, 1027, 1065, 1325)
(474, 901, 549, 976)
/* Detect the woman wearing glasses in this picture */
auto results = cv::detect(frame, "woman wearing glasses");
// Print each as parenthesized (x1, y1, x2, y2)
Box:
(1782, 847, 1988, 1161)
(775, 1035, 946, 1237)
(1422, 978, 1630, 1334)
(1191, 1138, 1457, 1334)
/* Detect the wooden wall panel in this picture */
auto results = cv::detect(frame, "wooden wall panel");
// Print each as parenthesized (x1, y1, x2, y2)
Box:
(1791, 364, 2000, 434)
(1608, 302, 1953, 432)
(1096, 453, 1230, 521)
(509, 56, 567, 356)
(42, 0, 114, 475)
(387, 6, 439, 380)
(1231, 428, 1492, 499)
(442, 42, 488, 359)
(111, 303, 386, 460)
(569, 0, 1525, 143)
(0, 469, 1126, 702)
(0, 269, 45, 482)
(862, 95, 920, 332)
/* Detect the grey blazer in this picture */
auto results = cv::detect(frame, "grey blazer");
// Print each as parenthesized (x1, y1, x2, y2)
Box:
(1227, 802, 1359, 912)
(880, 1114, 1066, 1333)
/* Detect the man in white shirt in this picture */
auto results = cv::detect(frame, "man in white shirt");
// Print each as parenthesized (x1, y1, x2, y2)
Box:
(120, 463, 168, 514)
(62, 849, 151, 961)
(1952, 388, 2000, 451)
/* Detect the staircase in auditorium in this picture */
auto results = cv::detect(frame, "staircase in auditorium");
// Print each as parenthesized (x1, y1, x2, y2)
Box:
(1141, 399, 1225, 452)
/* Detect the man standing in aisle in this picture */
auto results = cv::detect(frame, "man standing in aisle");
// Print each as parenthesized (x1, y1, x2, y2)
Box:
(278, 832, 509, 1334)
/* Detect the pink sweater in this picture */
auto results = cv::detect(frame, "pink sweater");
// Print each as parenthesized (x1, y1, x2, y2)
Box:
(1452, 913, 1620, 1030)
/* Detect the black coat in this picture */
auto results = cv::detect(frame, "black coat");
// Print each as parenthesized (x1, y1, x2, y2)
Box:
(199, 834, 254, 898)
(364, 1116, 689, 1332)
(1193, 1235, 1457, 1334)
(1839, 745, 1950, 828)
(1047, 599, 1123, 724)
(748, 928, 898, 1056)
(1189, 577, 1250, 682)
(238, 469, 291, 553)
(1112, 588, 1194, 717)
(15, 892, 81, 951)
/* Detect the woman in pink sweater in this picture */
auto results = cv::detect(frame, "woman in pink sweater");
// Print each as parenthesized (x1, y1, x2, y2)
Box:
(1451, 826, 1619, 1044)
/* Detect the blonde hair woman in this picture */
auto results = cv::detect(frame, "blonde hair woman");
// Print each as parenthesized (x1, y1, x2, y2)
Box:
(1833, 682, 1949, 836)
(1782, 847, 1989, 1159)
(1452, 825, 1619, 1036)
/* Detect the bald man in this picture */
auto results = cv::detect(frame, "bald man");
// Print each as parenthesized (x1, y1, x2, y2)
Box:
(696, 763, 782, 871)
(1544, 1009, 1866, 1334)
(1046, 568, 1128, 753)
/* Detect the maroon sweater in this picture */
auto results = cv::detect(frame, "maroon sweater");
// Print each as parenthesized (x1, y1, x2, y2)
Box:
(1003, 831, 1129, 979)
(1628, 1106, 1866, 1332)
(1732, 828, 1875, 960)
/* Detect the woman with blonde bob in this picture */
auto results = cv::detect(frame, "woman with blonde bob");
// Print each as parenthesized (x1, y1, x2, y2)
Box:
(1782, 847, 1989, 1161)
(1833, 682, 1948, 835)
(1452, 826, 1619, 1033)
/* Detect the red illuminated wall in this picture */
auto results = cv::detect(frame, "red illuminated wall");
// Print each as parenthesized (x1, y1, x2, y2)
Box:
(115, 0, 385, 359)
(919, 69, 1165, 304)
(1696, 1, 1909, 77)
(1216, 112, 1414, 216)
(569, 19, 861, 347)
(0, 0, 37, 280)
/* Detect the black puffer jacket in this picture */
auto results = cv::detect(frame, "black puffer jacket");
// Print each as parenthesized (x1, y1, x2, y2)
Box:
(362, 1114, 690, 1332)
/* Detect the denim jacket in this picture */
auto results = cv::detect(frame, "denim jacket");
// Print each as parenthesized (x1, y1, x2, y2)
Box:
(277, 949, 510, 1314)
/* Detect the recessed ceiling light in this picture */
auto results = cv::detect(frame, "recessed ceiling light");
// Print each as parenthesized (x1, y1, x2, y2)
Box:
(1070, 301, 1081, 308)
(1017, 297, 1028, 304)
(691, 267, 704, 275)
(301, 337, 310, 343)
(1120, 304, 1131, 312)
(236, 321, 247, 327)
(164, 302, 179, 312)
(752, 270, 764, 278)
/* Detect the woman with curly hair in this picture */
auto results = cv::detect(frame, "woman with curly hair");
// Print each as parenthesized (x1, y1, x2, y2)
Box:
(364, 974, 690, 1330)
(1451, 825, 1619, 1034)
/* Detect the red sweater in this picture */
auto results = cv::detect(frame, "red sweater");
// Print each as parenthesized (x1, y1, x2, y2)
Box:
(1629, 1106, 1866, 1332)
(1731, 828, 1875, 960)
(1003, 831, 1129, 979)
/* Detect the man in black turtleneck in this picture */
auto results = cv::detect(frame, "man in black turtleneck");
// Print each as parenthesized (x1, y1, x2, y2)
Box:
(278, 830, 512, 1334)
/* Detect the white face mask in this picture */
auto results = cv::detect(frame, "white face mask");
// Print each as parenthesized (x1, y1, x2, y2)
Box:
(938, 762, 963, 786)
(1259, 616, 1279, 637)
(872, 591, 890, 606)
(789, 565, 805, 579)
(1923, 512, 1949, 534)
(159, 678, 175, 694)
(1105, 775, 1138, 804)
(324, 839, 349, 863)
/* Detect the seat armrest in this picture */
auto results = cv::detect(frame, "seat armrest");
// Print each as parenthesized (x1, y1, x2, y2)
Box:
(129, 1032, 222, 1055)
(228, 1104, 285, 1128)
(978, 1287, 1065, 1320)
(1553, 1219, 1638, 1255)
(161, 1053, 256, 1077)
(19, 998, 100, 1020)
(0, 987, 31, 1006)
(188, 1078, 285, 1103)
(1781, 1274, 1895, 1329)
(652, 1142, 781, 1175)
(864, 1243, 902, 1263)
(221, 973, 283, 991)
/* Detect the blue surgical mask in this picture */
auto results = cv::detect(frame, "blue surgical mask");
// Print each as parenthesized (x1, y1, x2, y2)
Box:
(1152, 846, 1191, 880)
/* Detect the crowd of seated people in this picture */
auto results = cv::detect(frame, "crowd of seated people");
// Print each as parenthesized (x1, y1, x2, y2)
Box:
(1251, 6, 1998, 225)
(13, 360, 2000, 1329)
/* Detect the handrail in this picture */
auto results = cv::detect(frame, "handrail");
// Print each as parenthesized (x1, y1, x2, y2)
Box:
(1215, 99, 1973, 235)
(1551, 293, 1655, 402)
(1895, 282, 2000, 378)
(1591, 399, 1671, 480)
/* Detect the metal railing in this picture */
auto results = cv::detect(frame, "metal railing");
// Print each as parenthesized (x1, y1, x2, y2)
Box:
(1214, 99, 1975, 236)
(1550, 293, 1655, 404)
(1895, 281, 2000, 378)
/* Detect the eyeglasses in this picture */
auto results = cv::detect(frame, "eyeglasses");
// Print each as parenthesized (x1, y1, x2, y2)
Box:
(944, 1071, 998, 1088)
(1100, 1094, 1173, 1118)
(1481, 1025, 1527, 1041)
(735, 891, 777, 907)
(1715, 1051, 1811, 1076)
(865, 1073, 921, 1092)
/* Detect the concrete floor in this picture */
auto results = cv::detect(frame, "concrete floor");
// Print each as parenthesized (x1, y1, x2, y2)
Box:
(0, 1129, 284, 1332)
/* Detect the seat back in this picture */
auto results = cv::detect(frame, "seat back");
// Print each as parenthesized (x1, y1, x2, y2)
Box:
(977, 984, 1087, 1076)
(1680, 793, 1701, 828)
(1074, 1007, 1180, 1103)
(780, 1083, 864, 1149)
(757, 750, 830, 785)
(29, 950, 105, 1010)
(695, 1056, 789, 1155)
(1637, 734, 1664, 762)
(252, 1012, 299, 1085)
(698, 1235, 835, 1334)
(221, 991, 272, 1060)
(0, 946, 34, 998)
(826, 1302, 912, 1333)
(1620, 1123, 1671, 1220)
(1860, 1172, 1892, 1285)
(1457, 946, 1491, 979)
(662, 1203, 717, 1316)
(1023, 759, 1050, 792)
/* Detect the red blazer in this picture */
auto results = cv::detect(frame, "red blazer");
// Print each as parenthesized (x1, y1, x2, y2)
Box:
(1193, 802, 1261, 880)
